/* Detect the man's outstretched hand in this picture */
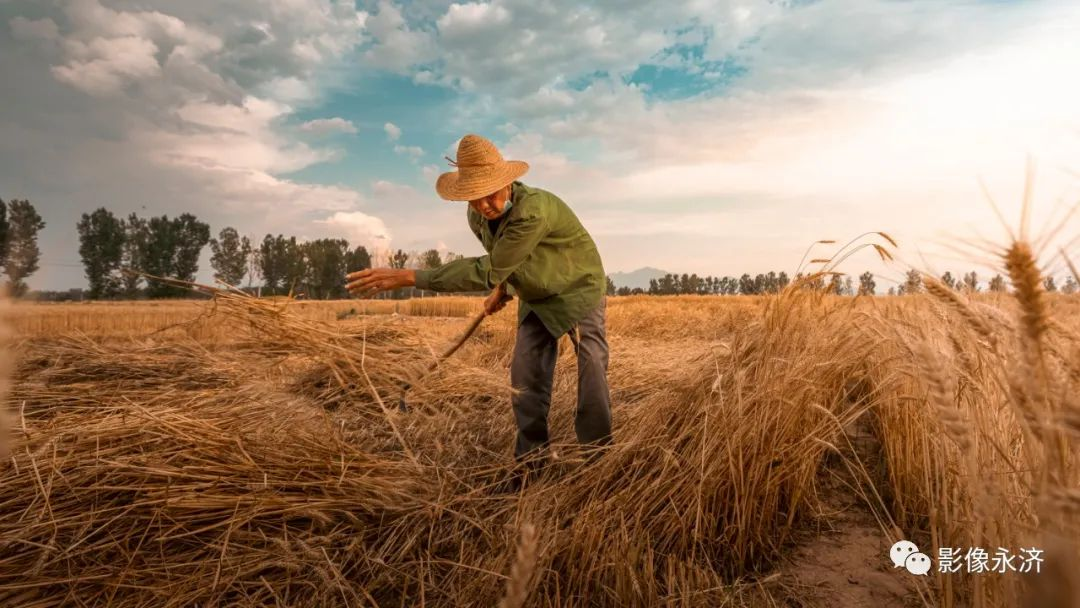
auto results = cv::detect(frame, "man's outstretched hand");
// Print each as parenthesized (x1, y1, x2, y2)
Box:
(345, 268, 416, 298)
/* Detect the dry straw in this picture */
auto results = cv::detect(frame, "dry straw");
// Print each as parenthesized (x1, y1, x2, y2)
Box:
(2, 229, 1078, 606)
(498, 522, 538, 608)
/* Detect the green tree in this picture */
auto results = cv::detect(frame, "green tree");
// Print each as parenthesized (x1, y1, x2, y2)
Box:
(1063, 275, 1078, 294)
(988, 274, 1007, 293)
(689, 273, 703, 294)
(120, 214, 149, 297)
(738, 273, 755, 295)
(826, 274, 843, 295)
(750, 273, 765, 294)
(303, 238, 349, 299)
(258, 234, 288, 295)
(418, 249, 442, 270)
(209, 227, 251, 286)
(283, 237, 306, 296)
(605, 275, 616, 296)
(144, 216, 179, 298)
(777, 271, 791, 292)
(346, 245, 372, 273)
(77, 208, 125, 299)
(4, 200, 46, 297)
(962, 271, 979, 293)
(720, 276, 737, 295)
(245, 246, 260, 289)
(389, 249, 409, 270)
(143, 214, 210, 298)
(173, 213, 210, 284)
(659, 274, 676, 295)
(941, 271, 956, 290)
(382, 249, 410, 298)
(902, 269, 923, 295)
(1043, 276, 1057, 292)
(858, 271, 876, 296)
(797, 272, 825, 291)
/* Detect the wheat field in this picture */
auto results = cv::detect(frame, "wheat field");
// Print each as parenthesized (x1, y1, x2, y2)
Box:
(1, 240, 1078, 607)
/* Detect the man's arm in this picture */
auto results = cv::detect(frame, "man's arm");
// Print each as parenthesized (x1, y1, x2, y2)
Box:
(415, 214, 547, 292)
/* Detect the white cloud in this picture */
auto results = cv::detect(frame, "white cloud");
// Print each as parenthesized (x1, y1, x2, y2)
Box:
(0, 0, 384, 290)
(262, 76, 316, 103)
(298, 18, 1072, 278)
(436, 2, 511, 38)
(314, 211, 392, 246)
(33, 0, 369, 174)
(421, 164, 440, 183)
(372, 179, 419, 199)
(510, 84, 575, 119)
(394, 144, 424, 160)
(7, 0, 1080, 289)
(453, 4, 1080, 279)
(298, 117, 358, 135)
(9, 16, 60, 43)
(60, 0, 225, 62)
(362, 0, 434, 72)
(412, 69, 437, 84)
(411, 0, 1066, 147)
(51, 35, 162, 95)
(172, 163, 366, 217)
(430, 0, 679, 95)
(155, 96, 339, 174)
(443, 136, 463, 159)
(384, 121, 401, 141)
(37, 0, 366, 103)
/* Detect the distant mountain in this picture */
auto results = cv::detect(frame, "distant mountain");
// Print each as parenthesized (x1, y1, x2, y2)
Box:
(608, 267, 670, 290)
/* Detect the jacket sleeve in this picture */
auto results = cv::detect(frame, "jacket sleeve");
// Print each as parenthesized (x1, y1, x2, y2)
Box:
(414, 213, 547, 292)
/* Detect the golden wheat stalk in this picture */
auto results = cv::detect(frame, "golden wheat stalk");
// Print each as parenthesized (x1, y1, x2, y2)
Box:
(499, 522, 539, 608)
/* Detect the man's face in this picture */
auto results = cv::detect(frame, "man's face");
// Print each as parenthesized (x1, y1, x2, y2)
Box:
(468, 185, 510, 220)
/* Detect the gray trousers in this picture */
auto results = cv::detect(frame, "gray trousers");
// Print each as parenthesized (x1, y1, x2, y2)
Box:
(510, 299, 612, 459)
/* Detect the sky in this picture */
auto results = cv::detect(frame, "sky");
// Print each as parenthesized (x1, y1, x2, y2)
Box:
(1, 0, 1079, 291)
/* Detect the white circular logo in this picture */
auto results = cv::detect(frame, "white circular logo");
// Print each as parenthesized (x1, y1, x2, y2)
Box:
(905, 552, 932, 576)
(890, 540, 920, 568)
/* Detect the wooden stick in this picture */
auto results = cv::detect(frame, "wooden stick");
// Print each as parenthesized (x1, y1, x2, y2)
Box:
(398, 286, 511, 411)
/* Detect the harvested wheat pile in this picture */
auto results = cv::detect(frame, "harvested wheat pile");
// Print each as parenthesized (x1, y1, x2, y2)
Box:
(0, 283, 870, 607)
(22, 334, 233, 390)
(0, 388, 442, 606)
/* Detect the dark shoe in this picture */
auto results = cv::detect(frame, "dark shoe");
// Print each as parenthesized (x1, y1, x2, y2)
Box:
(493, 465, 531, 494)
(493, 456, 550, 494)
(580, 438, 611, 465)
(493, 468, 524, 494)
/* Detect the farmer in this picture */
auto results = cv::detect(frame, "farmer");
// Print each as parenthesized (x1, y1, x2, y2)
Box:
(345, 134, 612, 475)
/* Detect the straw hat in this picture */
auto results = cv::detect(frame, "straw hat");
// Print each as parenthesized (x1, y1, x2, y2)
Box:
(435, 134, 529, 201)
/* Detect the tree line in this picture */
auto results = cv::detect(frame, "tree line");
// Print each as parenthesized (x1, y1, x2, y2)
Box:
(74, 207, 470, 300)
(0, 199, 47, 297)
(6, 201, 1075, 300)
(606, 268, 1078, 297)
(884, 269, 1077, 295)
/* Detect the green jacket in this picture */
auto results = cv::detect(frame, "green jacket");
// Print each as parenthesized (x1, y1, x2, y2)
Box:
(414, 181, 606, 337)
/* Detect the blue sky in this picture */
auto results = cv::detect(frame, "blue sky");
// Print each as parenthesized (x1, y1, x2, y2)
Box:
(1, 0, 1078, 290)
